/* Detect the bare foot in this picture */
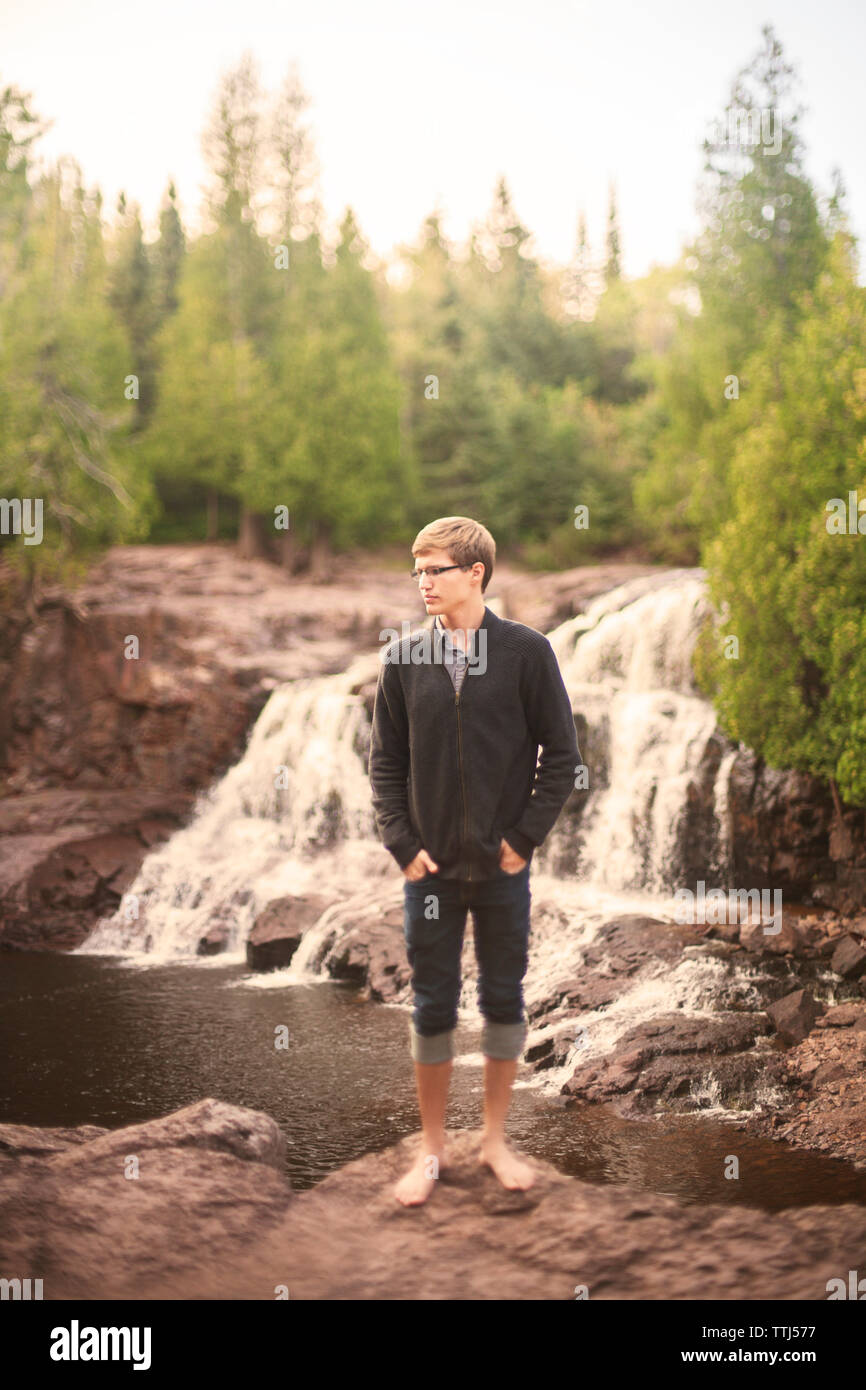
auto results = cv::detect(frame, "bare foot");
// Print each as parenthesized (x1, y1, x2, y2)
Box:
(394, 1147, 445, 1206)
(477, 1138, 536, 1191)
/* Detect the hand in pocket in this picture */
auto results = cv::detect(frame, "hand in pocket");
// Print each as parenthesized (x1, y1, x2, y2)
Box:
(403, 848, 439, 881)
(499, 837, 527, 874)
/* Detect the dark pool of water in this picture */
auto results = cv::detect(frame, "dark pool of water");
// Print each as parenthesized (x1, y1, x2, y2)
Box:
(2, 951, 865, 1209)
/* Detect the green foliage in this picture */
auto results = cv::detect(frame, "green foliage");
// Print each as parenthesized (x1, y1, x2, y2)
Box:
(635, 23, 831, 560)
(256, 211, 409, 548)
(0, 140, 155, 579)
(693, 231, 866, 803)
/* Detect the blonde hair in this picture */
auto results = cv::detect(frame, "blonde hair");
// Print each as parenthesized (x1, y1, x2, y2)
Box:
(412, 516, 496, 592)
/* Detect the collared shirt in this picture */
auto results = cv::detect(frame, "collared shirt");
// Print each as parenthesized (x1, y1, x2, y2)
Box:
(434, 614, 470, 694)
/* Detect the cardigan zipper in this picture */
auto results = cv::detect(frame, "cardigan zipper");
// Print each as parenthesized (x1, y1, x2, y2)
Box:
(455, 685, 471, 881)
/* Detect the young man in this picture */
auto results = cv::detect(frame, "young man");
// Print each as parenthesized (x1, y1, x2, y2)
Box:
(369, 516, 580, 1206)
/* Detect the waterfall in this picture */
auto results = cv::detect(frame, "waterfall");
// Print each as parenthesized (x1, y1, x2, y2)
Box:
(542, 568, 727, 889)
(81, 659, 382, 960)
(75, 567, 767, 1108)
(81, 569, 733, 961)
(79, 567, 754, 1111)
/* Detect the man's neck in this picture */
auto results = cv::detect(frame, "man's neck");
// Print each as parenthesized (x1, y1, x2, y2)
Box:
(436, 598, 486, 647)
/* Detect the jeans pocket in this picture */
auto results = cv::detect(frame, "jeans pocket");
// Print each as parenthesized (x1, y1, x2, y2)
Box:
(404, 870, 434, 886)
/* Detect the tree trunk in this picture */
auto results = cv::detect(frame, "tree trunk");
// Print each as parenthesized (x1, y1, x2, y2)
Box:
(237, 507, 271, 561)
(308, 522, 332, 580)
(206, 490, 219, 541)
(278, 528, 297, 573)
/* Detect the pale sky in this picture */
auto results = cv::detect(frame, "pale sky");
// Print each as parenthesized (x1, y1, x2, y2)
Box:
(3, 0, 865, 279)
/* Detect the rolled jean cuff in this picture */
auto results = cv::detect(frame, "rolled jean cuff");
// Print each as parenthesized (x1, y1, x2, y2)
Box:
(409, 1021, 455, 1064)
(482, 1019, 527, 1061)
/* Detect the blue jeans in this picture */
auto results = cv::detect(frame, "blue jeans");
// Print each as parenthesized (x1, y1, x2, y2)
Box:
(402, 865, 532, 1063)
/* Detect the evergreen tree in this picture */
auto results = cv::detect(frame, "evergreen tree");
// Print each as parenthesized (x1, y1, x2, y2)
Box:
(143, 53, 278, 552)
(266, 61, 323, 243)
(561, 211, 597, 322)
(694, 228, 866, 804)
(153, 180, 186, 320)
(466, 176, 575, 388)
(0, 155, 153, 584)
(259, 207, 409, 573)
(604, 182, 622, 285)
(108, 192, 157, 425)
(634, 23, 831, 560)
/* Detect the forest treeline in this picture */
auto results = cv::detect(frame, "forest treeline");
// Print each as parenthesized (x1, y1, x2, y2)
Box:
(1, 25, 865, 805)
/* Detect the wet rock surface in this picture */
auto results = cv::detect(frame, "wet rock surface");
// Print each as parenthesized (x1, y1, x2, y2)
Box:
(1, 1097, 864, 1300)
(0, 788, 193, 949)
(245, 894, 336, 970)
(321, 903, 410, 1001)
(561, 1012, 778, 1112)
(725, 747, 866, 914)
(745, 1000, 866, 1169)
(514, 905, 866, 1165)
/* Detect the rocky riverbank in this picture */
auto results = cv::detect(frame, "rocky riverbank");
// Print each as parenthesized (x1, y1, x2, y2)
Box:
(2, 1097, 864, 1300)
(3, 543, 866, 1187)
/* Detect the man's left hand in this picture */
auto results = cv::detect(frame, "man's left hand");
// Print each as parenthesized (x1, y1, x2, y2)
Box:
(499, 837, 528, 874)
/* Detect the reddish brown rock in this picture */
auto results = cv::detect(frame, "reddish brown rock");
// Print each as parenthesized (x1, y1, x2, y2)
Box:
(0, 1123, 110, 1157)
(830, 934, 866, 980)
(2, 1098, 866, 1300)
(766, 989, 825, 1046)
(246, 895, 335, 970)
(322, 905, 411, 1002)
(561, 1012, 775, 1113)
(818, 1003, 866, 1030)
(726, 748, 866, 913)
(739, 915, 812, 955)
(0, 789, 192, 950)
(497, 563, 660, 635)
(746, 1011, 866, 1168)
(527, 915, 706, 1025)
(197, 923, 230, 957)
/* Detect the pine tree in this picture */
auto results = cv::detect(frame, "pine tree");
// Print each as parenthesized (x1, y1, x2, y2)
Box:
(143, 53, 278, 553)
(0, 153, 153, 584)
(604, 182, 621, 285)
(153, 180, 185, 321)
(634, 23, 832, 560)
(107, 192, 157, 425)
(694, 228, 866, 804)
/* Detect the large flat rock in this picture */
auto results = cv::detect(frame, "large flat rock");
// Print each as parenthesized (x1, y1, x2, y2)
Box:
(1, 1098, 864, 1300)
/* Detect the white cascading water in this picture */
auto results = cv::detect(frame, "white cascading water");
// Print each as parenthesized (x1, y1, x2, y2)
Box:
(80, 569, 768, 1112)
(82, 662, 382, 959)
(543, 569, 726, 889)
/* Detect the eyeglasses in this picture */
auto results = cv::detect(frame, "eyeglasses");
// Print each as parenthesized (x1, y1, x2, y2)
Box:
(410, 565, 469, 580)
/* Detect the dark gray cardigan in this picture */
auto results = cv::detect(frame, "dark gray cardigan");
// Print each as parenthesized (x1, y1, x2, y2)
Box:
(368, 605, 581, 880)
